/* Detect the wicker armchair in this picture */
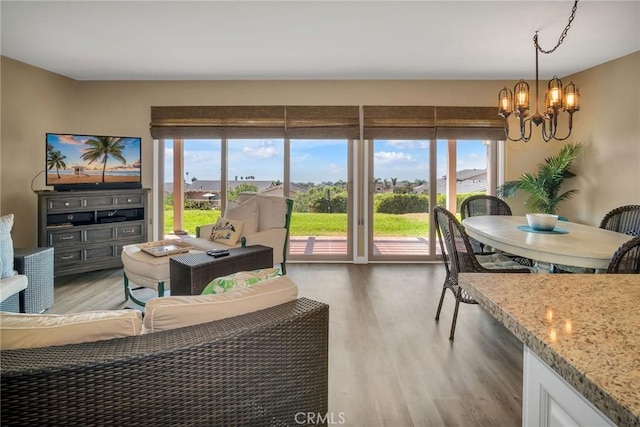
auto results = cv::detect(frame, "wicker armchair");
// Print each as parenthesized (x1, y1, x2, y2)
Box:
(1, 298, 328, 426)
(433, 206, 531, 340)
(607, 236, 640, 273)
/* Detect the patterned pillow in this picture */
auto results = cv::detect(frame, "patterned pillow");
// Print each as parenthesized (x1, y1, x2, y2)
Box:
(209, 217, 244, 246)
(201, 268, 281, 295)
(0, 214, 14, 278)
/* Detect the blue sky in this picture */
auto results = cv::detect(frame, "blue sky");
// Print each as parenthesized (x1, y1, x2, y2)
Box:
(47, 134, 141, 168)
(165, 139, 487, 183)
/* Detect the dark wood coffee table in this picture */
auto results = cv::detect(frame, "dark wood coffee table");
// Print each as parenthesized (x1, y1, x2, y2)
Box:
(169, 245, 274, 295)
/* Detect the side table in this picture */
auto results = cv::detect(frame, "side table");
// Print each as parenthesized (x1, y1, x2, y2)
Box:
(14, 247, 55, 313)
(170, 245, 273, 295)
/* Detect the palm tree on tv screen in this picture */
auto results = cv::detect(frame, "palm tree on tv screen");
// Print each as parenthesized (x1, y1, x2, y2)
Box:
(47, 149, 67, 179)
(81, 136, 127, 182)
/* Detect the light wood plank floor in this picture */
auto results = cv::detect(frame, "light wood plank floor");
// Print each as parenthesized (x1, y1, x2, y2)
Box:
(51, 263, 523, 427)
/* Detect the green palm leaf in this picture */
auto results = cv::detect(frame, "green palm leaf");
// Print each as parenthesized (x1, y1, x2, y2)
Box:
(496, 142, 582, 215)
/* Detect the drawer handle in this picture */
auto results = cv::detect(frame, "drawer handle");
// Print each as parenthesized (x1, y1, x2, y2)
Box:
(127, 198, 132, 203)
(60, 236, 74, 240)
(60, 255, 75, 260)
(64, 202, 70, 206)
(123, 229, 135, 234)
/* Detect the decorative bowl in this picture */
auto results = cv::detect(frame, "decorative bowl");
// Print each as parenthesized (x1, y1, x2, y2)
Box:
(526, 213, 559, 231)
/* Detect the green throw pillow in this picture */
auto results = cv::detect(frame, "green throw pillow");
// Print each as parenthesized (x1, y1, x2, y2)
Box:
(201, 268, 281, 295)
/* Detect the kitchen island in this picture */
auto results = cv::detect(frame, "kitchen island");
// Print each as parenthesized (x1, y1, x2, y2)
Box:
(459, 273, 639, 427)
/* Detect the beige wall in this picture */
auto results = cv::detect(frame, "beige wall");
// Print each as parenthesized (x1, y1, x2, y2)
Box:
(1, 57, 78, 246)
(2, 52, 639, 247)
(504, 51, 640, 225)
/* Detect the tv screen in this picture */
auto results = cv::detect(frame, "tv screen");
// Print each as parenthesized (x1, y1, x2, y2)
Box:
(46, 133, 142, 190)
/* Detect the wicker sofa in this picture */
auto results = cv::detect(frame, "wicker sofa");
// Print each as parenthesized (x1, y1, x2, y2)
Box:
(1, 298, 328, 426)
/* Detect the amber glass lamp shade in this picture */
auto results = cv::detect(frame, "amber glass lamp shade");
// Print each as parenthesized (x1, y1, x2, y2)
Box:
(547, 76, 563, 110)
(563, 82, 580, 112)
(498, 87, 513, 118)
(513, 80, 530, 116)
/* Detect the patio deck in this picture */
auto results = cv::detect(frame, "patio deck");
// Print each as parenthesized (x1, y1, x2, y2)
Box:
(290, 236, 435, 256)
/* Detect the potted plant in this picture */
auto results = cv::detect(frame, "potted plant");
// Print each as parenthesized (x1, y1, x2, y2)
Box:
(497, 142, 582, 215)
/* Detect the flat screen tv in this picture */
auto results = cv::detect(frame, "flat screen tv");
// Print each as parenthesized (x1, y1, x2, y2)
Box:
(46, 133, 142, 191)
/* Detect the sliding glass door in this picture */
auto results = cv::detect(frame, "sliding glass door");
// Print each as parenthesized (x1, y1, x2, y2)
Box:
(368, 139, 432, 260)
(288, 139, 352, 261)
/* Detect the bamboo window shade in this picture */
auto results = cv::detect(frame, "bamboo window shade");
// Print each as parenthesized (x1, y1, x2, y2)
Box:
(150, 105, 505, 141)
(150, 106, 359, 140)
(285, 106, 359, 139)
(434, 106, 505, 140)
(150, 106, 286, 139)
(362, 106, 436, 140)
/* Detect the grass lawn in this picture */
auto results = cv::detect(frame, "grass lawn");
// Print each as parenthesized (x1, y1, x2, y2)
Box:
(165, 209, 429, 237)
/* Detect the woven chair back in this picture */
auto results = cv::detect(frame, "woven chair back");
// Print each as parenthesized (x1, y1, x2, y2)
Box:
(599, 205, 640, 236)
(460, 195, 512, 220)
(607, 236, 640, 274)
(433, 206, 484, 277)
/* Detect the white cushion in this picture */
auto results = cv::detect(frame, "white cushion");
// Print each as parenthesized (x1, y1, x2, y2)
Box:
(0, 310, 143, 350)
(0, 274, 28, 303)
(209, 217, 245, 246)
(122, 244, 182, 290)
(143, 275, 298, 333)
(225, 196, 259, 236)
(477, 253, 535, 271)
(255, 195, 287, 230)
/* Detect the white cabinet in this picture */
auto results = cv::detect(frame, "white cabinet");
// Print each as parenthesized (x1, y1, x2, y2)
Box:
(523, 347, 615, 427)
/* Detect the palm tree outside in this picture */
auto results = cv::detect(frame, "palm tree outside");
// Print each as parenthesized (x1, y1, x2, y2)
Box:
(81, 136, 127, 182)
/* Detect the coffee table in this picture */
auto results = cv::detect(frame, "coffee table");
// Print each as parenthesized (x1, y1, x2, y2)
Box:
(169, 245, 274, 295)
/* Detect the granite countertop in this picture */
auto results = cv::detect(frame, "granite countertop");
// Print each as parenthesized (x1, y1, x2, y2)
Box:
(459, 273, 640, 427)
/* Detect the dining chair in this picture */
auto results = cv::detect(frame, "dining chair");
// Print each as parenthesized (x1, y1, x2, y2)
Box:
(555, 204, 640, 273)
(460, 195, 533, 267)
(600, 205, 640, 236)
(460, 195, 513, 253)
(433, 206, 532, 340)
(606, 236, 640, 273)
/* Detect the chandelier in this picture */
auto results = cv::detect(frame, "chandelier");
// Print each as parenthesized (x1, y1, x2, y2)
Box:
(498, 0, 581, 142)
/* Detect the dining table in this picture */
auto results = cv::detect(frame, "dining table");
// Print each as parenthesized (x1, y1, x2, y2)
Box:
(462, 215, 634, 271)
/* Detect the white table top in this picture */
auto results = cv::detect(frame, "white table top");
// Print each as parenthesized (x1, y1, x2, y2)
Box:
(462, 215, 633, 270)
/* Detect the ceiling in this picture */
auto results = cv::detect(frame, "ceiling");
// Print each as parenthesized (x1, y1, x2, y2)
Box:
(1, 1, 639, 81)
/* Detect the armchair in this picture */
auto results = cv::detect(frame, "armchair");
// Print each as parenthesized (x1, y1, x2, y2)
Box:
(188, 193, 294, 273)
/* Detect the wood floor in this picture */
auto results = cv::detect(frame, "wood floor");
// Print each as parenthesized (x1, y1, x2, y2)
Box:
(51, 263, 524, 427)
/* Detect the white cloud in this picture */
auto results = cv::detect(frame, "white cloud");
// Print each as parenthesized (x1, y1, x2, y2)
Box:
(242, 141, 279, 159)
(386, 140, 429, 150)
(374, 151, 413, 164)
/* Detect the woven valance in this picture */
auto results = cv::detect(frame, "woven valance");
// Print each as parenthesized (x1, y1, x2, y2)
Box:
(435, 106, 505, 140)
(286, 106, 360, 139)
(363, 106, 436, 139)
(150, 106, 286, 139)
(150, 105, 359, 140)
(151, 105, 505, 141)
